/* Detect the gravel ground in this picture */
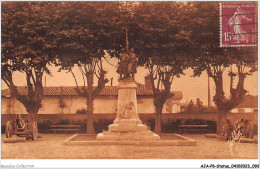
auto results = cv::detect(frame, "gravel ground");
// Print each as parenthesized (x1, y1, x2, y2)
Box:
(1, 134, 258, 159)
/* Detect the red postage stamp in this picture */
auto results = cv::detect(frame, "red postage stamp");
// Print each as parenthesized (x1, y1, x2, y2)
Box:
(220, 2, 257, 47)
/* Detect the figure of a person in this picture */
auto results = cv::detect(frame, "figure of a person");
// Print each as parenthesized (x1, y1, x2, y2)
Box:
(16, 114, 26, 129)
(226, 118, 233, 141)
(117, 48, 129, 79)
(127, 48, 137, 78)
(117, 48, 137, 79)
(119, 101, 136, 119)
(231, 118, 244, 141)
(234, 118, 244, 131)
(228, 6, 252, 43)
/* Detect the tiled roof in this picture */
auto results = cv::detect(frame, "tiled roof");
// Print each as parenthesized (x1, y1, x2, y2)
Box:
(236, 95, 258, 108)
(1, 84, 183, 100)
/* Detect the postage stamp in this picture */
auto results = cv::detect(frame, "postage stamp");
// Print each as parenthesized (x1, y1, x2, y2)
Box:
(220, 2, 257, 47)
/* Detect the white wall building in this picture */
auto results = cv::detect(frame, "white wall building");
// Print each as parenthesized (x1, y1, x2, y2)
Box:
(1, 77, 183, 115)
(230, 95, 258, 113)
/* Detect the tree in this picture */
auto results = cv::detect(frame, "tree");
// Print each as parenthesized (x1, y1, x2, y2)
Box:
(64, 2, 192, 134)
(186, 100, 195, 112)
(189, 2, 258, 133)
(54, 2, 126, 133)
(129, 2, 193, 133)
(185, 99, 205, 113)
(1, 2, 58, 131)
(196, 98, 204, 113)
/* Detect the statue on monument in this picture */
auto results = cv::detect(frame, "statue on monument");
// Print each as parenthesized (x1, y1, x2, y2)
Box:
(117, 48, 137, 79)
(97, 28, 160, 141)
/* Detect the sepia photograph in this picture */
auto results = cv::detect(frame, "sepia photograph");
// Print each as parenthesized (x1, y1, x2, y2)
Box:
(1, 0, 258, 168)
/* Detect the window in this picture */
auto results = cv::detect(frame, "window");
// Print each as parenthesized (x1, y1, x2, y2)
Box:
(253, 108, 258, 113)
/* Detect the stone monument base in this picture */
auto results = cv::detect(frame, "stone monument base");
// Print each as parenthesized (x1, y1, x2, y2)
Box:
(96, 79, 159, 141)
(97, 119, 160, 141)
(63, 133, 196, 146)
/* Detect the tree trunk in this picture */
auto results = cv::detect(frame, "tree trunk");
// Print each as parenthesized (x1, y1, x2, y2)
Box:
(217, 111, 227, 134)
(213, 73, 225, 110)
(28, 111, 37, 130)
(26, 102, 41, 131)
(213, 72, 227, 135)
(86, 97, 95, 134)
(155, 104, 163, 134)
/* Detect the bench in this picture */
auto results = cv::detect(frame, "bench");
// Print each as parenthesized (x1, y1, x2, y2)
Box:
(50, 125, 81, 134)
(178, 125, 210, 134)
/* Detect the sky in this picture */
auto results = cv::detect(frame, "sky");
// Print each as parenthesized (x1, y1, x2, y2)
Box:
(1, 56, 258, 106)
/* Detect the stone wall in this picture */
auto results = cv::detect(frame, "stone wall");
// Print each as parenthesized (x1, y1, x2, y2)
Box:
(2, 112, 257, 125)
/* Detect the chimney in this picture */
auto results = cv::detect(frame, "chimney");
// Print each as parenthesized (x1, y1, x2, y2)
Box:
(144, 76, 152, 91)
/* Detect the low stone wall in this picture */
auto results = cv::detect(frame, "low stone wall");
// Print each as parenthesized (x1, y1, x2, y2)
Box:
(2, 112, 257, 134)
(1, 114, 117, 124)
(2, 112, 257, 125)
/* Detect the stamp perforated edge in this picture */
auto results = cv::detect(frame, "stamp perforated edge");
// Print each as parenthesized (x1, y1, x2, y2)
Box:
(220, 3, 223, 47)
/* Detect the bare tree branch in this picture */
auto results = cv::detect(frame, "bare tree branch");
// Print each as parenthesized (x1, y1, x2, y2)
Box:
(94, 69, 100, 79)
(78, 66, 86, 87)
(30, 68, 36, 86)
(70, 68, 79, 87)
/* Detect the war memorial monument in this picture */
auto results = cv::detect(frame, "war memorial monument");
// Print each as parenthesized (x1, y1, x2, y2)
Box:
(63, 48, 195, 146)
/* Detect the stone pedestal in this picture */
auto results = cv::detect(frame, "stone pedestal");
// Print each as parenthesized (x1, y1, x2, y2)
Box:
(97, 79, 160, 141)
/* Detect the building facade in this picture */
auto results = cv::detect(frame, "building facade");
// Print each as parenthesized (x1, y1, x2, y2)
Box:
(1, 77, 183, 115)
(230, 95, 258, 113)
